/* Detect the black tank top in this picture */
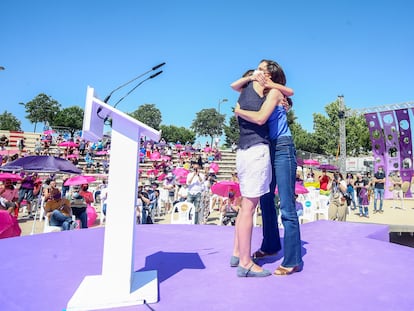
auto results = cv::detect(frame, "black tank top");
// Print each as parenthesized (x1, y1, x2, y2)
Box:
(237, 82, 269, 149)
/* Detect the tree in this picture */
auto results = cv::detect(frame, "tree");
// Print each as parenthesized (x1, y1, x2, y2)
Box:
(50, 106, 84, 137)
(129, 104, 162, 130)
(191, 108, 225, 145)
(223, 115, 239, 147)
(290, 122, 319, 153)
(159, 125, 196, 144)
(20, 93, 61, 132)
(0, 111, 21, 131)
(312, 99, 371, 156)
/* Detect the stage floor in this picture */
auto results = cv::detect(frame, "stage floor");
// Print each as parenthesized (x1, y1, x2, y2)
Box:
(0, 220, 413, 311)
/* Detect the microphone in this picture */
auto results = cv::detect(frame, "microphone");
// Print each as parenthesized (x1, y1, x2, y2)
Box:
(149, 71, 162, 79)
(103, 62, 166, 103)
(113, 70, 163, 108)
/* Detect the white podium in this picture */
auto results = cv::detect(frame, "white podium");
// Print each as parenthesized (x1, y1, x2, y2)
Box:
(67, 86, 160, 310)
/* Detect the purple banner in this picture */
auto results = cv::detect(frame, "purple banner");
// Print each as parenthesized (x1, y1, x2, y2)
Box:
(395, 109, 413, 198)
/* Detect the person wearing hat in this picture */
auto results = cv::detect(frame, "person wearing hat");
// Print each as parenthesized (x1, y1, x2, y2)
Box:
(44, 188, 77, 230)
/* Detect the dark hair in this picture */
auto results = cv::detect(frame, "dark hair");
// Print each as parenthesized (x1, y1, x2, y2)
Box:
(261, 59, 286, 85)
(242, 69, 254, 77)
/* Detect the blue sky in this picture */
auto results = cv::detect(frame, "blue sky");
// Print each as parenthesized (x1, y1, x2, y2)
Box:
(1, 0, 413, 139)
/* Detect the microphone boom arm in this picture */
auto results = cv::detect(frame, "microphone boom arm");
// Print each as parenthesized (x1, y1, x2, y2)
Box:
(103, 62, 166, 103)
(113, 70, 163, 108)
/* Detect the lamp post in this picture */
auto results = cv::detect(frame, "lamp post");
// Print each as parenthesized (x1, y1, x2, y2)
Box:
(217, 98, 228, 114)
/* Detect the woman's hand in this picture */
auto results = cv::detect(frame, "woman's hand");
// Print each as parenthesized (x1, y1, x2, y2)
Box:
(252, 70, 266, 86)
(234, 103, 241, 116)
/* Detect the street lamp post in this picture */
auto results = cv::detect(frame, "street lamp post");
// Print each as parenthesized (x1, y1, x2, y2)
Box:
(217, 98, 228, 114)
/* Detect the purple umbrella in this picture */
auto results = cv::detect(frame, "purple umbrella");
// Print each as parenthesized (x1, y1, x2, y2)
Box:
(296, 158, 304, 167)
(0, 155, 82, 174)
(318, 164, 338, 172)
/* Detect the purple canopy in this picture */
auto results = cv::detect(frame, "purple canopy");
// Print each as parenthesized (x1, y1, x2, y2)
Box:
(0, 155, 82, 174)
(318, 164, 338, 172)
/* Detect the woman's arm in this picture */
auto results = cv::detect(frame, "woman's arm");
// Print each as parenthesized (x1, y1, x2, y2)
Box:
(264, 78, 294, 97)
(230, 75, 253, 92)
(231, 71, 294, 96)
(234, 88, 284, 125)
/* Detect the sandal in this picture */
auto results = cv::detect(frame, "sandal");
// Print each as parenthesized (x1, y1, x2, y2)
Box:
(273, 265, 300, 276)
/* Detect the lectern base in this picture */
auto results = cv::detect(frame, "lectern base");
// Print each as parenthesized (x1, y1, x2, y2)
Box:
(66, 270, 158, 311)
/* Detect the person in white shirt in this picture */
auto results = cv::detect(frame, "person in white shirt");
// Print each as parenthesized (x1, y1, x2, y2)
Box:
(186, 160, 205, 224)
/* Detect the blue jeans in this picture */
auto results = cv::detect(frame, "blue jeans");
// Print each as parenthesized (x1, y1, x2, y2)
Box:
(141, 206, 149, 224)
(187, 192, 202, 224)
(259, 144, 282, 255)
(348, 189, 356, 209)
(72, 207, 88, 228)
(49, 210, 72, 230)
(270, 136, 302, 267)
(374, 188, 385, 211)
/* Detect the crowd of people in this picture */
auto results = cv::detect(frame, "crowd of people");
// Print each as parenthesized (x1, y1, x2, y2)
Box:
(1, 129, 239, 233)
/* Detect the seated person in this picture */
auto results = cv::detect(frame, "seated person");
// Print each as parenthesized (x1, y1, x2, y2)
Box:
(69, 186, 88, 229)
(220, 190, 241, 226)
(0, 179, 19, 215)
(44, 188, 77, 230)
(295, 194, 304, 217)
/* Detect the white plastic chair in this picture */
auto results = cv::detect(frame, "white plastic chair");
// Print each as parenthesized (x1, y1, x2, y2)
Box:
(315, 195, 329, 220)
(298, 200, 316, 224)
(171, 202, 195, 224)
(43, 214, 77, 233)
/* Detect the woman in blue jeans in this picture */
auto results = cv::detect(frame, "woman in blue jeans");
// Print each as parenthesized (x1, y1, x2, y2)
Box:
(235, 60, 303, 275)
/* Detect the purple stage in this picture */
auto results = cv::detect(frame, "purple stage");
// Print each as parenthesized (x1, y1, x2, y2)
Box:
(0, 220, 413, 311)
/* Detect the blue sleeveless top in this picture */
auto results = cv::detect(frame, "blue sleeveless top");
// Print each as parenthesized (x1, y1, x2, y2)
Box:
(237, 82, 269, 149)
(268, 105, 291, 140)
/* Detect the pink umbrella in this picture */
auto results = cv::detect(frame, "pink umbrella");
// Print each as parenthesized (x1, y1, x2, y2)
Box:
(150, 152, 161, 161)
(95, 150, 108, 156)
(210, 162, 220, 173)
(0, 210, 21, 239)
(0, 149, 20, 156)
(211, 180, 241, 198)
(175, 144, 183, 150)
(58, 141, 79, 148)
(157, 173, 166, 181)
(147, 169, 159, 176)
(173, 167, 189, 178)
(303, 159, 320, 166)
(0, 173, 23, 182)
(66, 154, 79, 159)
(275, 182, 309, 195)
(178, 176, 187, 184)
(179, 151, 192, 157)
(43, 129, 55, 135)
(161, 155, 171, 161)
(64, 175, 96, 186)
(203, 147, 212, 153)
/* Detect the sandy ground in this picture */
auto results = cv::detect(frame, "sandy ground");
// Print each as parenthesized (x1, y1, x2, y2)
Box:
(15, 197, 414, 237)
